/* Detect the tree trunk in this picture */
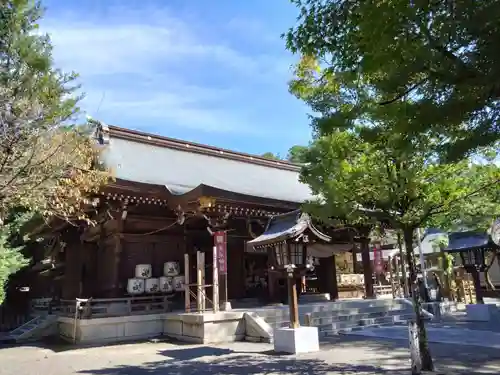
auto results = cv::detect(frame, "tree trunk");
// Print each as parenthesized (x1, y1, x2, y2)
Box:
(397, 232, 409, 297)
(403, 228, 434, 373)
(438, 250, 451, 299)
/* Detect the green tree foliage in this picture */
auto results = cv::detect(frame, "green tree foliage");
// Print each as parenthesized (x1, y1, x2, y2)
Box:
(286, 145, 308, 163)
(260, 152, 281, 160)
(0, 211, 33, 304)
(0, 1, 111, 302)
(290, 58, 500, 372)
(261, 146, 309, 163)
(285, 0, 500, 160)
(428, 161, 500, 232)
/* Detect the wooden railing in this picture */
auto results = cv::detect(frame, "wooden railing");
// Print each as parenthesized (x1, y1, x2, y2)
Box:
(58, 295, 173, 319)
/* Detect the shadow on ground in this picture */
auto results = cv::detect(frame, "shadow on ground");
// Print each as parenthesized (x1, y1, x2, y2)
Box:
(325, 335, 500, 374)
(73, 336, 500, 375)
(77, 353, 408, 375)
(2, 335, 189, 353)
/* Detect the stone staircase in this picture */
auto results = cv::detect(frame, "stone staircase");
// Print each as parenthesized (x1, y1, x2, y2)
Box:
(249, 298, 421, 338)
(3, 314, 57, 343)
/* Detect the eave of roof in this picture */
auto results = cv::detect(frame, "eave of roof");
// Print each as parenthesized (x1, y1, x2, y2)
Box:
(247, 209, 331, 248)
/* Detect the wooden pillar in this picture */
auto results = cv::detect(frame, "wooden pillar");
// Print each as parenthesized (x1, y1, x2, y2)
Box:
(318, 256, 339, 300)
(360, 237, 374, 298)
(288, 276, 300, 328)
(267, 270, 276, 301)
(352, 244, 359, 273)
(470, 268, 484, 304)
(110, 209, 125, 298)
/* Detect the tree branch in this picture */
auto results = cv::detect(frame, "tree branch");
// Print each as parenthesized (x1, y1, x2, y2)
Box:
(378, 78, 428, 105)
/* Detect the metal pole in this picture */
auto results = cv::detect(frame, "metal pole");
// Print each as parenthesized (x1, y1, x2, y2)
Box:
(184, 253, 190, 312)
(388, 256, 395, 298)
(196, 251, 203, 312)
(416, 228, 428, 288)
(224, 273, 228, 306)
(212, 245, 219, 313)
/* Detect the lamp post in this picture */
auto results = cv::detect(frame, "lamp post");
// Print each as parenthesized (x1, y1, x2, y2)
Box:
(459, 248, 487, 304)
(271, 240, 307, 329)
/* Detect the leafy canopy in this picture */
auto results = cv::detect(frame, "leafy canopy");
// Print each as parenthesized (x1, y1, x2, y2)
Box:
(0, 0, 110, 223)
(285, 0, 500, 160)
(301, 129, 500, 232)
(261, 145, 309, 163)
(289, 60, 500, 233)
(0, 0, 111, 301)
(0, 211, 31, 304)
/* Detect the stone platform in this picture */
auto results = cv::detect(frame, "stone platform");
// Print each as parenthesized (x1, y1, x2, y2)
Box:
(55, 298, 424, 346)
(58, 311, 258, 345)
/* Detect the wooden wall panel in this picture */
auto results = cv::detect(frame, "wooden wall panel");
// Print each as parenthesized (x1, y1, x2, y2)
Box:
(227, 237, 245, 300)
(62, 243, 83, 299)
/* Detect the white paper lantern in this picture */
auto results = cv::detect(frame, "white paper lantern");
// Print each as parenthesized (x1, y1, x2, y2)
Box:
(127, 278, 145, 295)
(159, 276, 174, 293)
(173, 275, 185, 292)
(145, 278, 160, 293)
(135, 264, 152, 279)
(163, 262, 180, 276)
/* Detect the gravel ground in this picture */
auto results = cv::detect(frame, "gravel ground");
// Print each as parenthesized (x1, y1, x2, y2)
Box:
(0, 335, 498, 375)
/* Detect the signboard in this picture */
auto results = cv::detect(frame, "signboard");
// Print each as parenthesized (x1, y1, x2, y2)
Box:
(214, 231, 227, 275)
(373, 242, 383, 274)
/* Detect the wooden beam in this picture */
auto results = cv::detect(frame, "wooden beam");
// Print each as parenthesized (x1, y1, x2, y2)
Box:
(80, 224, 102, 242)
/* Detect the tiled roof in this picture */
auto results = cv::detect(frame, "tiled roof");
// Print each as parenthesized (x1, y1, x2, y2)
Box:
(98, 125, 313, 203)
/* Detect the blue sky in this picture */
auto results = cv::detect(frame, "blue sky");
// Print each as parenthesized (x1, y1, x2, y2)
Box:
(41, 0, 312, 156)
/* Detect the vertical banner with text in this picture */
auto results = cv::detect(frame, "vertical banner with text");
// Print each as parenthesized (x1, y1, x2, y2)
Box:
(214, 231, 227, 275)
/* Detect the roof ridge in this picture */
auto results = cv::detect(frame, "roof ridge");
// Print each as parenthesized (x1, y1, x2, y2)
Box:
(95, 122, 303, 172)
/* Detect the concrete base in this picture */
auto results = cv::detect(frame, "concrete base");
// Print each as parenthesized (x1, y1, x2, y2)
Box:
(274, 326, 320, 354)
(466, 303, 498, 321)
(244, 312, 273, 343)
(57, 310, 273, 346)
(220, 301, 232, 311)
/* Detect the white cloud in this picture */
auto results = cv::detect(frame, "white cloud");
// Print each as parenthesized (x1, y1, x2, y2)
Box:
(41, 5, 290, 134)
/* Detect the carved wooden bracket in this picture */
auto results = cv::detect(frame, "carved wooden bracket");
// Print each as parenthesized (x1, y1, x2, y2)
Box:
(203, 212, 230, 231)
(175, 205, 186, 225)
(246, 218, 267, 239)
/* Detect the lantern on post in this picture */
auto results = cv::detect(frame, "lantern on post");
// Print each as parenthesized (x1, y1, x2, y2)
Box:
(247, 210, 332, 354)
(458, 247, 487, 304)
(270, 241, 309, 328)
(446, 231, 496, 305)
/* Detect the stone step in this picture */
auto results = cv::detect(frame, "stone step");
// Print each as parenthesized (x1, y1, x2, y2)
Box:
(252, 299, 413, 316)
(265, 309, 412, 327)
(268, 313, 413, 336)
(260, 305, 413, 322)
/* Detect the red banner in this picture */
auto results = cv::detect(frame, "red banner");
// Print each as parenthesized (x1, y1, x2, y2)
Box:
(373, 242, 383, 274)
(214, 231, 227, 275)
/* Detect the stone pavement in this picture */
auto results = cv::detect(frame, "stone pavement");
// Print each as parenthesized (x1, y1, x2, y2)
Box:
(345, 325, 500, 349)
(0, 335, 499, 375)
